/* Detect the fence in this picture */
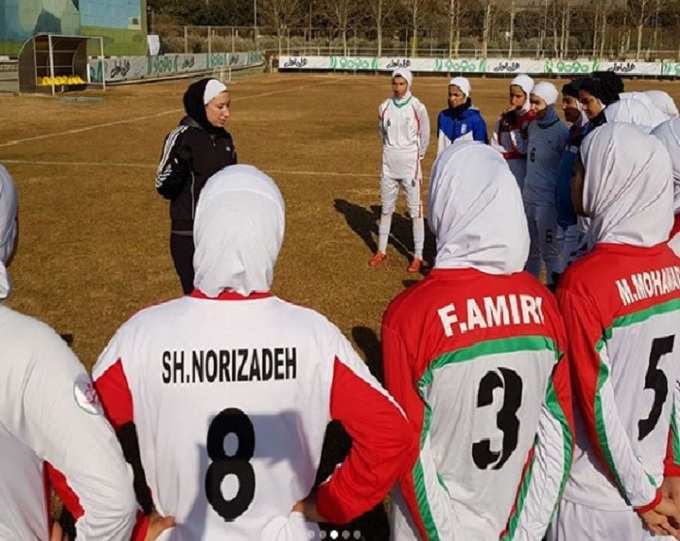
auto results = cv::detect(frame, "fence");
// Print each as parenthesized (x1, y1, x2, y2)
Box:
(278, 54, 680, 79)
(88, 50, 264, 83)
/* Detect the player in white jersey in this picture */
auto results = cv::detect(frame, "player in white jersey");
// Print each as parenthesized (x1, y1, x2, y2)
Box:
(524, 82, 569, 289)
(653, 118, 680, 256)
(93, 164, 416, 541)
(370, 68, 430, 273)
(383, 141, 574, 541)
(605, 96, 668, 133)
(644, 91, 679, 118)
(0, 165, 174, 541)
(550, 124, 680, 540)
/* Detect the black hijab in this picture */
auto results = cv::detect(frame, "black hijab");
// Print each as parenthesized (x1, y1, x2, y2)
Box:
(580, 73, 621, 106)
(183, 78, 226, 135)
(562, 79, 583, 99)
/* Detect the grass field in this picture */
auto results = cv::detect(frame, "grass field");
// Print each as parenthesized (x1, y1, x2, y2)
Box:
(2, 72, 680, 539)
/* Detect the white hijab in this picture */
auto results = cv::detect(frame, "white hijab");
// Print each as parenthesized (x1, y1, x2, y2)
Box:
(193, 164, 285, 297)
(645, 90, 679, 118)
(511, 74, 534, 113)
(392, 68, 413, 104)
(0, 164, 18, 300)
(608, 94, 668, 132)
(652, 117, 680, 214)
(580, 123, 673, 248)
(429, 140, 530, 274)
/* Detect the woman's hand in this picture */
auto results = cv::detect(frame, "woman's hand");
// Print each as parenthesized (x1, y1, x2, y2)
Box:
(292, 494, 326, 523)
(144, 511, 176, 541)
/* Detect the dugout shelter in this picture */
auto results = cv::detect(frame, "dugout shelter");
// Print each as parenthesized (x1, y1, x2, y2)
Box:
(18, 33, 105, 95)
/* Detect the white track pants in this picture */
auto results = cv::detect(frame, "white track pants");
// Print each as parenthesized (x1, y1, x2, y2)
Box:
(548, 499, 674, 541)
(378, 175, 424, 258)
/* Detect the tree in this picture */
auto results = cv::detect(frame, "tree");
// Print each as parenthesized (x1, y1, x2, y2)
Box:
(323, 0, 358, 55)
(410, 0, 421, 57)
(368, 0, 396, 55)
(262, 0, 300, 55)
(560, 1, 571, 59)
(481, 0, 493, 58)
(538, 0, 549, 57)
(600, 4, 609, 58)
(630, 0, 651, 59)
(508, 0, 516, 57)
(448, 0, 460, 57)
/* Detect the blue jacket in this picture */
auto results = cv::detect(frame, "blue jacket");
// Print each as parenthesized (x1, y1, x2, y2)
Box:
(555, 121, 596, 228)
(437, 104, 488, 154)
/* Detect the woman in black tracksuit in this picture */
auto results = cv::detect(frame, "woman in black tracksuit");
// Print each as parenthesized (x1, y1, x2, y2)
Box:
(155, 78, 237, 294)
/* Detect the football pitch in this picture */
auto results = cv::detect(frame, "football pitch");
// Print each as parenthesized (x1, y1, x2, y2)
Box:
(1, 71, 680, 539)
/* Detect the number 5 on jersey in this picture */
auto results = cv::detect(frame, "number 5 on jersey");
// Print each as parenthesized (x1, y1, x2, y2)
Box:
(638, 336, 675, 441)
(205, 408, 256, 522)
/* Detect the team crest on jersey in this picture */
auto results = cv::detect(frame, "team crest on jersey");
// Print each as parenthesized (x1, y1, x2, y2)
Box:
(73, 373, 103, 415)
(461, 123, 468, 134)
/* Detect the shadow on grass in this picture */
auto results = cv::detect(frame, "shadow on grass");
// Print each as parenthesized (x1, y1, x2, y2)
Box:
(333, 199, 436, 270)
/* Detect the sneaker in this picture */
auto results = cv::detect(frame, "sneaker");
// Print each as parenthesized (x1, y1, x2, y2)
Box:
(368, 252, 387, 267)
(407, 258, 422, 273)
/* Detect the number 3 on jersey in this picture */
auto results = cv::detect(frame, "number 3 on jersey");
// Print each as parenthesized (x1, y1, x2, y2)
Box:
(205, 408, 256, 522)
(473, 368, 523, 470)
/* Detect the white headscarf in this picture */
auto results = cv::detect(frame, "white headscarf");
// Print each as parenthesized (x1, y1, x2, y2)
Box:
(203, 79, 228, 105)
(449, 76, 471, 98)
(429, 140, 530, 274)
(392, 68, 413, 104)
(645, 90, 679, 118)
(532, 81, 559, 106)
(193, 164, 285, 297)
(0, 164, 18, 300)
(607, 95, 668, 132)
(580, 123, 673, 248)
(652, 117, 680, 214)
(511, 74, 534, 112)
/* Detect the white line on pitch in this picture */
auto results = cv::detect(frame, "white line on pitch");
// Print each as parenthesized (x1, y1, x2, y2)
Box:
(1, 159, 377, 178)
(0, 77, 338, 149)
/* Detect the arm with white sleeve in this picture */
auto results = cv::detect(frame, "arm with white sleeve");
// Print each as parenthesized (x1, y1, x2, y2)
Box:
(557, 288, 661, 510)
(500, 353, 575, 541)
(13, 323, 138, 540)
(378, 102, 388, 142)
(414, 100, 431, 159)
(382, 322, 457, 541)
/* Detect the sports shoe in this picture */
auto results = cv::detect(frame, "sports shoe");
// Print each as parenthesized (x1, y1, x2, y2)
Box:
(407, 258, 422, 273)
(368, 252, 387, 267)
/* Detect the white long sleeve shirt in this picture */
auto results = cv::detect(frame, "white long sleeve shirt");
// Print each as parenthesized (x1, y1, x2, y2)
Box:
(379, 96, 430, 179)
(0, 304, 137, 541)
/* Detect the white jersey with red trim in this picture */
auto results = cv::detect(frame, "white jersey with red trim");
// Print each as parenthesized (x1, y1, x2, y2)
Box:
(671, 215, 680, 256)
(557, 243, 680, 512)
(0, 304, 137, 541)
(383, 268, 574, 541)
(379, 97, 430, 179)
(92, 291, 415, 541)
